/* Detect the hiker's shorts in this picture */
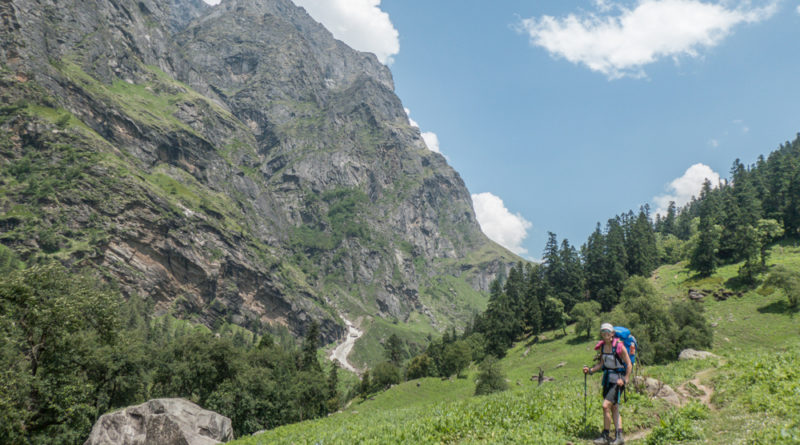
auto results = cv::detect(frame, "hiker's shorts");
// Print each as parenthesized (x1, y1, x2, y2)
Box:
(602, 382, 623, 404)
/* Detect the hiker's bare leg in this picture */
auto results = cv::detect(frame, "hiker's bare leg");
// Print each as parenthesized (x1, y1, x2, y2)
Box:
(602, 400, 613, 430)
(612, 405, 622, 430)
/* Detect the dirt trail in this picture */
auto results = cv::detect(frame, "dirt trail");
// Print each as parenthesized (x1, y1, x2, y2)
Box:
(328, 315, 363, 374)
(620, 365, 721, 443)
(677, 367, 717, 408)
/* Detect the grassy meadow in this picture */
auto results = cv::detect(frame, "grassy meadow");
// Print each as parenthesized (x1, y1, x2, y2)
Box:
(231, 245, 800, 444)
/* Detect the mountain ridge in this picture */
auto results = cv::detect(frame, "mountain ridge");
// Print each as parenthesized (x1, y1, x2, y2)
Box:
(0, 0, 518, 348)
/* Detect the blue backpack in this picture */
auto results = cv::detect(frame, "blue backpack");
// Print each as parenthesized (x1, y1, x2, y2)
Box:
(613, 326, 638, 368)
(594, 326, 638, 372)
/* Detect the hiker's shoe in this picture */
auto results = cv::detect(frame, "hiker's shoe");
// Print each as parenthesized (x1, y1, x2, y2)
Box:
(609, 435, 625, 445)
(593, 431, 610, 445)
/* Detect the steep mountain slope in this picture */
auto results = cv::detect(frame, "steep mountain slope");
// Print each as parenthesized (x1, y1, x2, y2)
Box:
(0, 0, 516, 348)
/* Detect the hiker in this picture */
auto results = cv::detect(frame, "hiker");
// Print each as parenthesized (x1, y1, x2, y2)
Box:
(583, 323, 633, 445)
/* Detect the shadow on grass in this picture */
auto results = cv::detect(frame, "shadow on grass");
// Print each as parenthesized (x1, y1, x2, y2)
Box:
(723, 275, 762, 292)
(526, 333, 568, 346)
(575, 420, 599, 439)
(683, 273, 724, 287)
(757, 299, 799, 315)
(567, 335, 592, 346)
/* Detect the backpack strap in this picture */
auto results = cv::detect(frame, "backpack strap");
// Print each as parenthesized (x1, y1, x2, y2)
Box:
(615, 339, 625, 357)
(610, 339, 627, 374)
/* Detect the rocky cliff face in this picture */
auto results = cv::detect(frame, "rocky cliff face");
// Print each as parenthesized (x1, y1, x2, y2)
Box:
(0, 0, 517, 347)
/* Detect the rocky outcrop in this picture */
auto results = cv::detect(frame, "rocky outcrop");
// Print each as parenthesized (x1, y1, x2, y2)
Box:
(0, 0, 517, 345)
(633, 376, 682, 407)
(84, 398, 233, 445)
(678, 349, 721, 361)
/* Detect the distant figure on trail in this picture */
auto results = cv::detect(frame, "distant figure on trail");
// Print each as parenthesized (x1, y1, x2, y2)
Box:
(583, 323, 632, 445)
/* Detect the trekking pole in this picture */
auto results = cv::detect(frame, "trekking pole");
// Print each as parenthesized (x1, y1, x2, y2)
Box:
(583, 370, 588, 422)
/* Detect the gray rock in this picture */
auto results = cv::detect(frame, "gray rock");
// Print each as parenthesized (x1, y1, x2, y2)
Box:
(1, 0, 517, 347)
(678, 349, 721, 361)
(633, 376, 682, 407)
(84, 398, 233, 445)
(688, 289, 706, 301)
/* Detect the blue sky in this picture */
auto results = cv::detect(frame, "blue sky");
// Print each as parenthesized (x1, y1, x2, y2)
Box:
(209, 0, 800, 259)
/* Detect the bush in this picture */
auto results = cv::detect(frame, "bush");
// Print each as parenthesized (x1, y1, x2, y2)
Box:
(474, 355, 508, 396)
(613, 277, 713, 365)
(441, 340, 471, 378)
(371, 362, 401, 391)
(645, 401, 708, 445)
(763, 265, 800, 308)
(406, 354, 434, 380)
(570, 301, 601, 338)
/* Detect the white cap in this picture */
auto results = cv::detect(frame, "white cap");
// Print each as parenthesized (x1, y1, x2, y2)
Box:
(600, 323, 614, 332)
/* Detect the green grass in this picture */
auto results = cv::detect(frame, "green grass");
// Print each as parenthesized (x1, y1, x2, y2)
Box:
(349, 317, 434, 369)
(231, 380, 662, 445)
(232, 244, 800, 444)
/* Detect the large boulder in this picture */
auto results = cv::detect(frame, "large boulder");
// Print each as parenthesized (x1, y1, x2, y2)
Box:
(678, 349, 721, 361)
(84, 398, 233, 445)
(633, 376, 682, 407)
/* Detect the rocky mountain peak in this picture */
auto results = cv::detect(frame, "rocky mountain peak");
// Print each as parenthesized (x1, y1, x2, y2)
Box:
(0, 0, 517, 356)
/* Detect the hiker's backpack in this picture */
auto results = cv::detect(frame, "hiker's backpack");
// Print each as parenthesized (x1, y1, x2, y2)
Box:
(612, 326, 637, 368)
(593, 326, 638, 371)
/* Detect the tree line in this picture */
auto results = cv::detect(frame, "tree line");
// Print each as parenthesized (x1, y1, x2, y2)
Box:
(0, 254, 352, 445)
(382, 133, 800, 393)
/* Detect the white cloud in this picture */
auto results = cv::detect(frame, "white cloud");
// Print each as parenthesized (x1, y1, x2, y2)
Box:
(653, 163, 721, 215)
(421, 132, 440, 154)
(291, 0, 399, 64)
(797, 4, 800, 15)
(203, 0, 221, 4)
(520, 0, 778, 79)
(404, 108, 419, 128)
(708, 139, 719, 147)
(471, 192, 532, 255)
(593, 0, 615, 12)
(405, 108, 441, 153)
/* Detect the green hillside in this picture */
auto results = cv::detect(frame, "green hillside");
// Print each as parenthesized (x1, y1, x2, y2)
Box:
(232, 245, 800, 444)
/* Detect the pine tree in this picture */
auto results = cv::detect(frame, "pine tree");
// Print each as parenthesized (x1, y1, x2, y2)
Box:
(300, 321, 321, 372)
(504, 262, 526, 317)
(662, 201, 677, 236)
(626, 207, 657, 276)
(557, 239, 584, 312)
(582, 223, 606, 303)
(384, 333, 404, 367)
(603, 217, 628, 306)
(690, 180, 720, 276)
(482, 279, 518, 357)
(523, 263, 543, 335)
(542, 232, 561, 296)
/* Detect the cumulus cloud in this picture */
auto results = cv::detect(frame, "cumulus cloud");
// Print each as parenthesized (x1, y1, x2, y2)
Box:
(520, 0, 779, 79)
(291, 0, 399, 64)
(471, 193, 533, 255)
(421, 132, 440, 154)
(653, 163, 721, 215)
(405, 108, 441, 153)
(797, 4, 800, 14)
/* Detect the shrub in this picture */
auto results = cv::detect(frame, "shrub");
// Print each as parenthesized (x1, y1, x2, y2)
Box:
(406, 354, 434, 380)
(474, 355, 507, 396)
(371, 362, 401, 391)
(645, 401, 708, 445)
